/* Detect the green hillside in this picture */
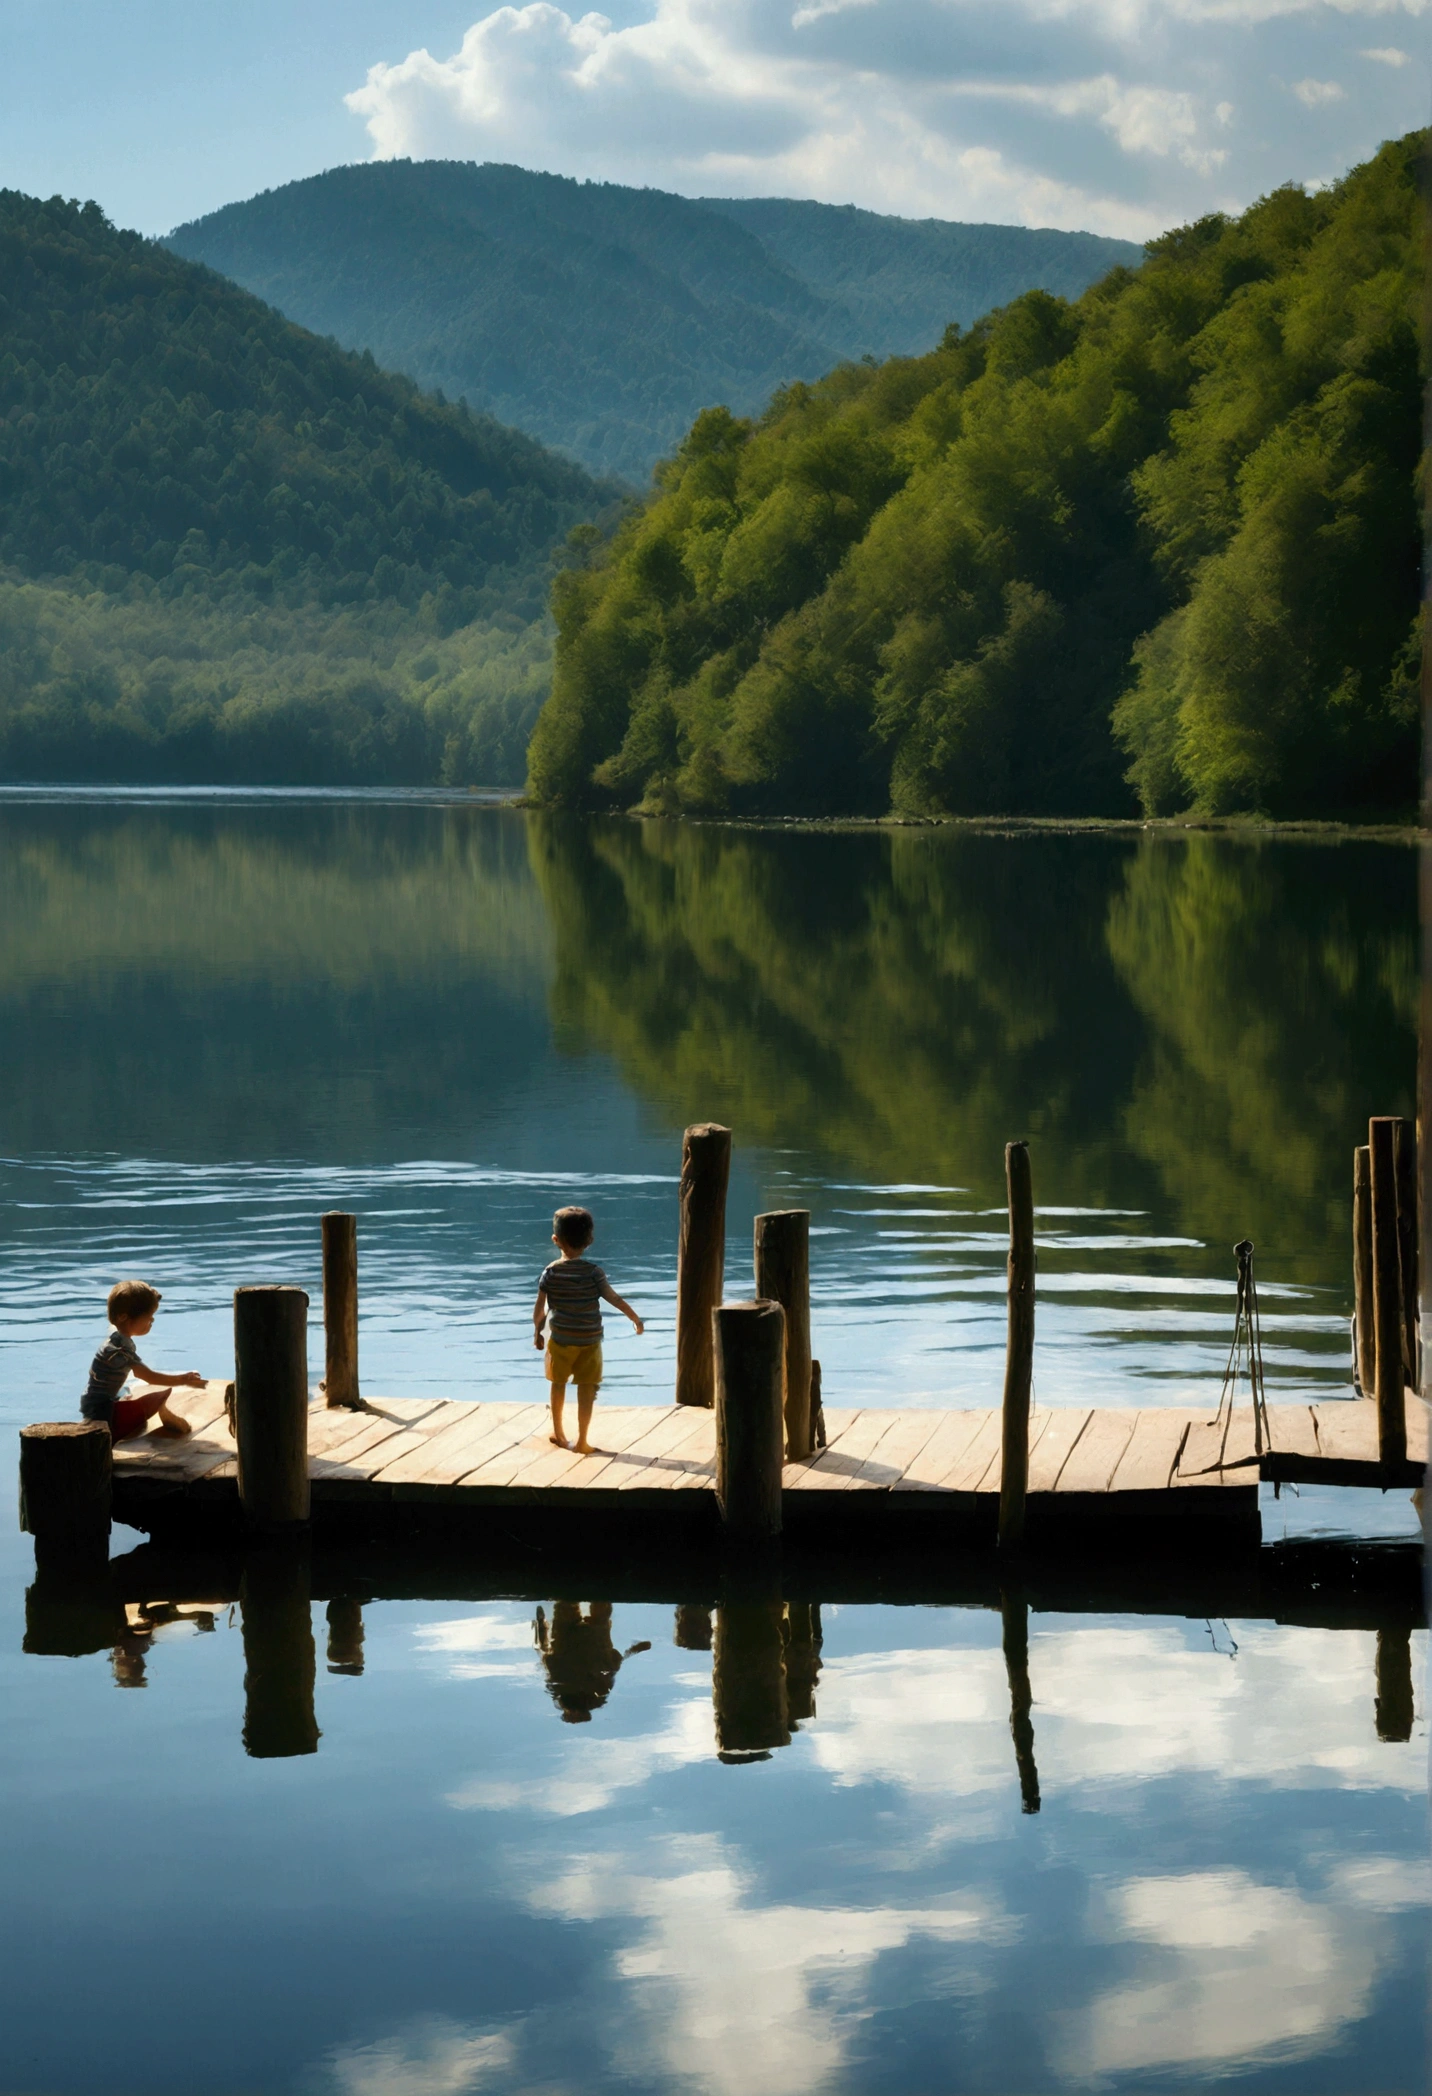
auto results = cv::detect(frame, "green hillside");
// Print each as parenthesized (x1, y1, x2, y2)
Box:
(529, 134, 1423, 823)
(0, 189, 615, 782)
(167, 162, 1141, 482)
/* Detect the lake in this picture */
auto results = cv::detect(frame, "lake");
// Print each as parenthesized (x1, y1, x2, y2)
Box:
(0, 791, 1425, 2094)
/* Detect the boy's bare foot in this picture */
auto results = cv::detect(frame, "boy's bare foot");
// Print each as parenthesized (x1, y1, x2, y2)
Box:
(156, 1408, 193, 1438)
(574, 1441, 601, 1456)
(549, 1431, 570, 1448)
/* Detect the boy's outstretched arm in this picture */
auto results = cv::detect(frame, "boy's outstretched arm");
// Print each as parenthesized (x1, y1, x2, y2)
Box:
(131, 1359, 205, 1389)
(533, 1289, 547, 1349)
(599, 1281, 645, 1335)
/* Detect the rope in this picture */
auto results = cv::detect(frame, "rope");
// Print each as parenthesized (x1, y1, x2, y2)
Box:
(1213, 1237, 1271, 1460)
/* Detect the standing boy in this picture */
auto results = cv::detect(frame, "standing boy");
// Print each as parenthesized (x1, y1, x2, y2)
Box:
(534, 1206, 643, 1454)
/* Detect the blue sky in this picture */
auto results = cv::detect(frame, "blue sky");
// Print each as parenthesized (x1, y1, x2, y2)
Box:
(2, 0, 1426, 241)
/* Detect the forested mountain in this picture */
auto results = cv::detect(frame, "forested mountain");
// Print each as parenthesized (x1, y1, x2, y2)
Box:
(167, 163, 1140, 482)
(529, 133, 1423, 823)
(0, 189, 615, 782)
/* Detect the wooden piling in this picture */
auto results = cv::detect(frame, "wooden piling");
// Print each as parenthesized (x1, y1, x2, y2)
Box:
(754, 1209, 813, 1459)
(321, 1211, 361, 1410)
(676, 1124, 732, 1407)
(714, 1299, 785, 1540)
(233, 1285, 311, 1529)
(713, 1598, 790, 1760)
(998, 1141, 1036, 1550)
(325, 1596, 365, 1675)
(1374, 1623, 1414, 1742)
(1000, 1589, 1041, 1813)
(18, 1422, 112, 1570)
(240, 1545, 319, 1758)
(1394, 1119, 1419, 1387)
(673, 1603, 714, 1651)
(1353, 1145, 1374, 1395)
(783, 1601, 823, 1725)
(810, 1359, 826, 1448)
(1369, 1118, 1408, 1467)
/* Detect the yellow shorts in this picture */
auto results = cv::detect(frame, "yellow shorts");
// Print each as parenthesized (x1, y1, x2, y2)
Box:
(545, 1340, 603, 1387)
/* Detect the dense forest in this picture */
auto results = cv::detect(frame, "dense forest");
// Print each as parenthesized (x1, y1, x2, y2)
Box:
(168, 163, 1139, 481)
(529, 133, 1423, 822)
(0, 189, 614, 782)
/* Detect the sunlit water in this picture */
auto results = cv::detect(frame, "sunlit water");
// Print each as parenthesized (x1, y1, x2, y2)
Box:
(0, 791, 1425, 2093)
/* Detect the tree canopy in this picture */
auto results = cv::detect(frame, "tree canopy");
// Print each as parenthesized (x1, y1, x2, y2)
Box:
(0, 188, 615, 782)
(168, 161, 1140, 482)
(528, 133, 1423, 822)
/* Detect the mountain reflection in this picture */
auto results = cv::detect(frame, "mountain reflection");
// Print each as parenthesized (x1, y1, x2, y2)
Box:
(529, 815, 1415, 1268)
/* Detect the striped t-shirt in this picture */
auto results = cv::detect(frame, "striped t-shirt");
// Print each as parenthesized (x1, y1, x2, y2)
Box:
(82, 1328, 137, 1422)
(539, 1258, 606, 1344)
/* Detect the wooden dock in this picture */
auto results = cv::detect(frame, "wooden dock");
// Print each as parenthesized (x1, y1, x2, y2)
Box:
(106, 1381, 1427, 1544)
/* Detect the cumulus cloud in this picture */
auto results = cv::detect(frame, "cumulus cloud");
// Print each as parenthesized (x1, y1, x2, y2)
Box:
(345, 0, 1429, 239)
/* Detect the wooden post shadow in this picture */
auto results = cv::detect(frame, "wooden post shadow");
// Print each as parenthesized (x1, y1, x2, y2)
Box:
(1001, 1588, 1041, 1814)
(241, 1544, 319, 1758)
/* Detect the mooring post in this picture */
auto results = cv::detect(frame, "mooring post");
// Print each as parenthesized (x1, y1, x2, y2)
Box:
(325, 1596, 366, 1676)
(714, 1299, 785, 1540)
(783, 1600, 823, 1726)
(673, 1603, 714, 1651)
(321, 1210, 361, 1410)
(1369, 1117, 1408, 1466)
(1353, 1144, 1374, 1394)
(998, 1141, 1036, 1550)
(1393, 1119, 1419, 1387)
(676, 1123, 732, 1407)
(233, 1285, 311, 1528)
(713, 1594, 790, 1761)
(1000, 1587, 1041, 1813)
(754, 1209, 813, 1459)
(240, 1543, 319, 1758)
(1374, 1623, 1414, 1742)
(18, 1422, 112, 1573)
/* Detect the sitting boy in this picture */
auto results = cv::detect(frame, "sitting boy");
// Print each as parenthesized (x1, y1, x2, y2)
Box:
(82, 1280, 204, 1441)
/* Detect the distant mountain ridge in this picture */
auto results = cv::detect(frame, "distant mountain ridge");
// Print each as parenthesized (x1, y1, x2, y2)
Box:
(0, 188, 613, 784)
(167, 162, 1143, 481)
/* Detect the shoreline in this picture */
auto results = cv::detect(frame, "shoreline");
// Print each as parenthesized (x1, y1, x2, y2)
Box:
(515, 800, 1428, 847)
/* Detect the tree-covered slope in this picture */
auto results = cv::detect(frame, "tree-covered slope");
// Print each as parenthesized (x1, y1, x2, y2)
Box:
(701, 198, 1138, 365)
(528, 134, 1423, 822)
(0, 189, 615, 783)
(167, 162, 1142, 483)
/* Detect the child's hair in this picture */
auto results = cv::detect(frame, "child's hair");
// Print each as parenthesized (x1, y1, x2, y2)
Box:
(107, 1279, 161, 1323)
(552, 1206, 595, 1251)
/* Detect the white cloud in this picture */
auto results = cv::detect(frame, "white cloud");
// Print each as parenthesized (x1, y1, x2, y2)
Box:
(1293, 75, 1349, 101)
(346, 0, 1430, 242)
(1361, 40, 1412, 54)
(321, 2016, 515, 2096)
(1055, 1870, 1381, 2078)
(529, 1834, 996, 2096)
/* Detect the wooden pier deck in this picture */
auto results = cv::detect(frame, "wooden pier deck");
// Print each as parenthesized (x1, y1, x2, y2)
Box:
(107, 1382, 1428, 1542)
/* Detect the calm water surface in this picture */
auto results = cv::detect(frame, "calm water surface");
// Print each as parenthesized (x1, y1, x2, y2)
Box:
(0, 792, 1425, 2094)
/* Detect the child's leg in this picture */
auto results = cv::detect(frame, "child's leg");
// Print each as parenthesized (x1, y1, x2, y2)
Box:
(574, 1382, 599, 1454)
(549, 1377, 570, 1446)
(110, 1387, 177, 1442)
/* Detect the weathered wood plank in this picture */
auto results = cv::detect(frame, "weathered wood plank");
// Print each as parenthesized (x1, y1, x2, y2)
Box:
(1310, 1402, 1383, 1467)
(895, 1409, 1001, 1492)
(371, 1402, 507, 1487)
(1263, 1403, 1322, 1463)
(1107, 1410, 1190, 1493)
(612, 1405, 715, 1490)
(548, 1406, 680, 1490)
(940, 1409, 1009, 1494)
(1022, 1410, 1093, 1495)
(846, 1409, 948, 1491)
(1054, 1409, 1138, 1494)
(785, 1411, 893, 1492)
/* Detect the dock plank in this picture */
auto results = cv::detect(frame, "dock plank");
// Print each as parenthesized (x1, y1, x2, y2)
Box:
(1108, 1410, 1190, 1493)
(897, 1409, 1001, 1492)
(1023, 1409, 1093, 1495)
(785, 1411, 888, 1491)
(613, 1405, 715, 1490)
(847, 1409, 948, 1491)
(1055, 1409, 1138, 1494)
(940, 1409, 1009, 1493)
(372, 1402, 511, 1488)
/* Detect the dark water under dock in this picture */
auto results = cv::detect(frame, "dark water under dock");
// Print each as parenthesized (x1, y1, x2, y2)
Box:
(0, 792, 1426, 2093)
